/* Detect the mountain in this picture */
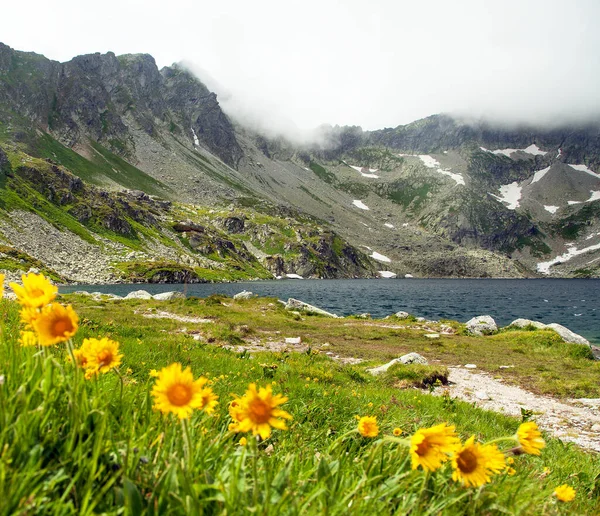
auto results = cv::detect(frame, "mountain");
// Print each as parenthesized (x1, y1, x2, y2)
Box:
(1, 42, 599, 282)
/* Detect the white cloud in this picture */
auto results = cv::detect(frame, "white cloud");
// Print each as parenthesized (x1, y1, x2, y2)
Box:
(2, 0, 599, 132)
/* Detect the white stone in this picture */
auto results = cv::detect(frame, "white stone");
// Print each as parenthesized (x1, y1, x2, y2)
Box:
(425, 333, 440, 339)
(508, 318, 546, 329)
(124, 290, 153, 300)
(545, 323, 590, 346)
(399, 352, 428, 365)
(153, 291, 186, 300)
(466, 315, 497, 336)
(591, 424, 600, 432)
(233, 290, 255, 300)
(475, 391, 491, 400)
(394, 311, 410, 319)
(284, 298, 338, 318)
(465, 364, 477, 369)
(285, 337, 302, 345)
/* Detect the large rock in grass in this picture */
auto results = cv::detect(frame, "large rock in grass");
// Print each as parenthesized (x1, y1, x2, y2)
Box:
(545, 323, 590, 346)
(507, 319, 590, 346)
(153, 291, 185, 300)
(124, 290, 153, 300)
(466, 315, 497, 336)
(233, 290, 255, 300)
(284, 298, 338, 318)
(508, 318, 546, 329)
(366, 352, 428, 376)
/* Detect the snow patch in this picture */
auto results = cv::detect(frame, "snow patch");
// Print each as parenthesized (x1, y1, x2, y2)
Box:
(371, 251, 391, 263)
(537, 242, 600, 274)
(348, 164, 379, 178)
(568, 200, 582, 205)
(494, 182, 522, 210)
(587, 191, 600, 202)
(404, 274, 414, 278)
(556, 148, 562, 158)
(530, 166, 551, 184)
(384, 223, 395, 229)
(418, 155, 465, 185)
(285, 274, 304, 280)
(378, 271, 397, 278)
(544, 205, 559, 214)
(481, 144, 547, 157)
(567, 164, 599, 178)
(191, 128, 199, 147)
(402, 223, 409, 227)
(352, 200, 370, 210)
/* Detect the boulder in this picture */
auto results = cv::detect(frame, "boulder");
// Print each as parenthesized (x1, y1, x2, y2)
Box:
(394, 311, 410, 319)
(545, 323, 590, 346)
(466, 315, 497, 336)
(399, 352, 428, 365)
(284, 298, 338, 318)
(508, 318, 546, 329)
(233, 290, 255, 300)
(366, 352, 428, 376)
(153, 291, 186, 301)
(124, 290, 153, 300)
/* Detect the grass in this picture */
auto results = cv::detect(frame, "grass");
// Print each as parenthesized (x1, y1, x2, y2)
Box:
(1, 289, 599, 514)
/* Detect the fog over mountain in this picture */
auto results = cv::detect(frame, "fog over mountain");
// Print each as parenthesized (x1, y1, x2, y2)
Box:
(3, 0, 600, 138)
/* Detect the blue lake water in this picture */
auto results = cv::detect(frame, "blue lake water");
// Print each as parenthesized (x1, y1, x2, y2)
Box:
(61, 279, 600, 345)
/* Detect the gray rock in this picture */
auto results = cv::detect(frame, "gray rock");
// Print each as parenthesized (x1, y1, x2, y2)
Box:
(366, 359, 401, 376)
(124, 290, 153, 300)
(591, 424, 600, 432)
(545, 323, 590, 346)
(366, 352, 428, 375)
(466, 315, 497, 336)
(508, 318, 546, 329)
(356, 313, 371, 319)
(394, 311, 410, 319)
(153, 291, 186, 301)
(399, 352, 428, 365)
(233, 290, 255, 300)
(284, 298, 339, 318)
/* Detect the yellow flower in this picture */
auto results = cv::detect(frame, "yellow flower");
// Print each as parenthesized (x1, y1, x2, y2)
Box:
(73, 347, 90, 369)
(231, 383, 292, 440)
(553, 484, 576, 502)
(32, 303, 79, 346)
(84, 337, 123, 373)
(20, 306, 40, 329)
(410, 423, 460, 472)
(19, 331, 38, 347)
(9, 272, 57, 308)
(451, 436, 506, 488)
(0, 273, 4, 298)
(149, 369, 159, 377)
(238, 437, 248, 446)
(517, 422, 545, 455)
(199, 385, 219, 414)
(357, 416, 379, 438)
(151, 363, 217, 419)
(506, 467, 516, 476)
(126, 368, 133, 375)
(393, 427, 402, 437)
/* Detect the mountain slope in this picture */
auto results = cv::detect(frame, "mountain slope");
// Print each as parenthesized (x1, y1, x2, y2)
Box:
(1, 42, 599, 279)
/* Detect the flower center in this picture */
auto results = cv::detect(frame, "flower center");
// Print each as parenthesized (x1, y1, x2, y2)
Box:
(167, 383, 192, 406)
(53, 317, 72, 337)
(456, 449, 478, 474)
(30, 288, 45, 299)
(249, 399, 271, 423)
(416, 439, 431, 457)
(97, 350, 112, 367)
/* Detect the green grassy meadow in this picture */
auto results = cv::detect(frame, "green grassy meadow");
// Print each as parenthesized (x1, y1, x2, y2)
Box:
(0, 293, 598, 515)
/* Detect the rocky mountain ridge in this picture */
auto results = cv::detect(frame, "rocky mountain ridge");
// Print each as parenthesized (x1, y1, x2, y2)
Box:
(1, 42, 599, 279)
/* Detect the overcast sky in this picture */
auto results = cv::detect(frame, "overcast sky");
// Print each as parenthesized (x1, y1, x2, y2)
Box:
(3, 0, 600, 134)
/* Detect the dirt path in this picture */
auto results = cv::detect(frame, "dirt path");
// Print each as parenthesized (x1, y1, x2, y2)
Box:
(443, 366, 600, 453)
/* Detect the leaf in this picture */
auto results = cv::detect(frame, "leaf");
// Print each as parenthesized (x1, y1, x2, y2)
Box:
(123, 478, 144, 515)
